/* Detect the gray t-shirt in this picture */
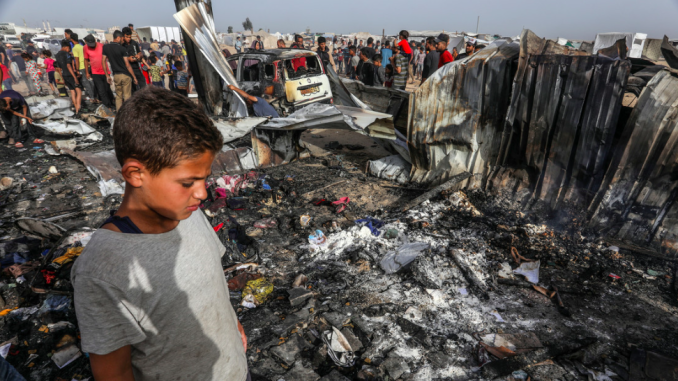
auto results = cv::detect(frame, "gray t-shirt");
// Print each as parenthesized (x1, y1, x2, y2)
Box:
(72, 210, 247, 381)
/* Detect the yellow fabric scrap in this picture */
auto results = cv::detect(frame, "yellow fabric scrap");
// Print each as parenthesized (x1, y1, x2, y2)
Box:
(52, 247, 84, 266)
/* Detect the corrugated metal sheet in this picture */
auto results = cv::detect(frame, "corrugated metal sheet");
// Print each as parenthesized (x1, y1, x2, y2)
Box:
(589, 69, 678, 258)
(491, 30, 629, 208)
(407, 39, 520, 186)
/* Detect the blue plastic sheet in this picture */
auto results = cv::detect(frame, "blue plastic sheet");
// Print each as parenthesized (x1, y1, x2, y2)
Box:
(355, 217, 384, 236)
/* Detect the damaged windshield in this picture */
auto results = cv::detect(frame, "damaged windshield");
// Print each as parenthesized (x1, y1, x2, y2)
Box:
(284, 56, 322, 79)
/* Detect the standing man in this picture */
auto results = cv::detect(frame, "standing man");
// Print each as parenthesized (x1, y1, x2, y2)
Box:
(435, 33, 453, 69)
(55, 41, 82, 114)
(456, 38, 477, 60)
(26, 41, 39, 60)
(415, 47, 425, 79)
(84, 35, 114, 109)
(364, 38, 376, 59)
(72, 33, 96, 104)
(122, 27, 146, 92)
(12, 48, 37, 94)
(391, 44, 408, 90)
(103, 30, 137, 110)
(349, 46, 359, 80)
(358, 48, 375, 86)
(161, 42, 171, 58)
(313, 37, 335, 71)
(235, 36, 242, 53)
(380, 41, 392, 67)
(64, 29, 74, 48)
(421, 37, 440, 84)
(128, 24, 141, 43)
(140, 37, 151, 53)
(150, 38, 159, 52)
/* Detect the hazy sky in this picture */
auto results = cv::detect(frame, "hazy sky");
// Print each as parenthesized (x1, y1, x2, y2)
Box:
(4, 0, 678, 41)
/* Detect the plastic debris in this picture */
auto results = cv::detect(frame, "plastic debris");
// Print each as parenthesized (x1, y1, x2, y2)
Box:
(355, 217, 384, 236)
(300, 215, 312, 227)
(322, 326, 356, 367)
(51, 345, 82, 369)
(241, 278, 274, 308)
(513, 260, 540, 284)
(308, 230, 328, 250)
(609, 273, 621, 280)
(380, 242, 430, 274)
(253, 218, 277, 229)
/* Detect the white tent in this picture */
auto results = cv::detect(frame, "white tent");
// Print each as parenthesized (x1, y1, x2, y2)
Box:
(593, 32, 647, 58)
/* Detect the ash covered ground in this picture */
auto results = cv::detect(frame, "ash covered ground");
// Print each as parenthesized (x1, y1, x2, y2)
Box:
(0, 115, 677, 381)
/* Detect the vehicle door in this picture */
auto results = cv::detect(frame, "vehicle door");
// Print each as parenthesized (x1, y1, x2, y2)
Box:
(239, 55, 263, 96)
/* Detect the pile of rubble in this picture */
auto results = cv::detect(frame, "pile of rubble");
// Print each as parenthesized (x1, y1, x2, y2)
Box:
(2, 108, 677, 380)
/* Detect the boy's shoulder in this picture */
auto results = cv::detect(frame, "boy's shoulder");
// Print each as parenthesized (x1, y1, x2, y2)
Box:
(73, 211, 217, 284)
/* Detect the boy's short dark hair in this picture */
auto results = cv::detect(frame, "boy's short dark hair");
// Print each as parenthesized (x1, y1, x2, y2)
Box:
(373, 54, 382, 62)
(122, 27, 132, 36)
(426, 37, 435, 45)
(113, 86, 223, 175)
(367, 37, 373, 44)
(60, 40, 71, 48)
(175, 61, 183, 68)
(43, 50, 52, 57)
(386, 64, 393, 71)
(399, 30, 409, 40)
(113, 30, 123, 39)
(349, 46, 356, 53)
(150, 55, 157, 63)
(70, 33, 79, 41)
(360, 47, 370, 57)
(65, 28, 73, 34)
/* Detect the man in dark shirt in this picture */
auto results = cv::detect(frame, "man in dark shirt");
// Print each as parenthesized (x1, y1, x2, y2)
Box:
(26, 41, 39, 60)
(421, 37, 440, 84)
(0, 89, 42, 147)
(140, 37, 151, 52)
(358, 48, 375, 86)
(56, 40, 83, 114)
(103, 30, 137, 110)
(456, 39, 476, 60)
(227, 84, 279, 118)
(122, 27, 146, 93)
(363, 37, 376, 60)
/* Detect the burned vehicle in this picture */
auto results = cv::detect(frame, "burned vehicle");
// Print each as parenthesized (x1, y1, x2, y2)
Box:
(227, 49, 333, 116)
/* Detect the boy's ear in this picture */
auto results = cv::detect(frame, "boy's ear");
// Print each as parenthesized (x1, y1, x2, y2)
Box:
(121, 159, 146, 188)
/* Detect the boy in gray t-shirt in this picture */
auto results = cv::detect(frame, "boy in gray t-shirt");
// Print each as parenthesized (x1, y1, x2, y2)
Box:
(71, 86, 249, 381)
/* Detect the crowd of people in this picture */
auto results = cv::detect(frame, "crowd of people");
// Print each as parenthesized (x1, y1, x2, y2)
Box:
(326, 30, 482, 90)
(0, 23, 193, 147)
(0, 23, 191, 111)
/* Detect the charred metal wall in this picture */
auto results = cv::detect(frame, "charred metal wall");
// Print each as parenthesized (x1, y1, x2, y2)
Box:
(407, 40, 520, 186)
(404, 30, 678, 256)
(589, 69, 678, 258)
(489, 31, 629, 209)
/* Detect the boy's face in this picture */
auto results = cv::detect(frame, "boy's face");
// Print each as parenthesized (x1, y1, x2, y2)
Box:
(136, 152, 214, 221)
(374, 61, 381, 67)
